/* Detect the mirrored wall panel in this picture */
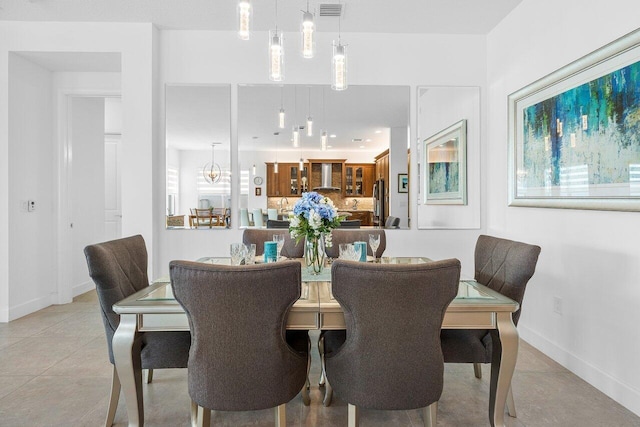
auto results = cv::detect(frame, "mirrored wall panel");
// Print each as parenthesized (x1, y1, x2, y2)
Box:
(417, 86, 480, 229)
(238, 84, 410, 229)
(165, 85, 231, 229)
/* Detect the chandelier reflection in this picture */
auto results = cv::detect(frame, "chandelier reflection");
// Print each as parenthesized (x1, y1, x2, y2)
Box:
(203, 142, 222, 184)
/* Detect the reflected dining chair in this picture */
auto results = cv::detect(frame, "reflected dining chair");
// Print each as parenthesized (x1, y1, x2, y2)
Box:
(84, 235, 191, 427)
(324, 229, 386, 259)
(440, 234, 541, 418)
(243, 229, 304, 259)
(322, 259, 461, 427)
(170, 260, 310, 427)
(385, 216, 400, 229)
(337, 219, 361, 228)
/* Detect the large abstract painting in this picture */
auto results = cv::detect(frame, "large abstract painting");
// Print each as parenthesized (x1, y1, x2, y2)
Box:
(425, 120, 467, 205)
(509, 29, 640, 211)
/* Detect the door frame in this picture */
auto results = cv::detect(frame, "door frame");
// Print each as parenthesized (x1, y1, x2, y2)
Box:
(55, 90, 121, 304)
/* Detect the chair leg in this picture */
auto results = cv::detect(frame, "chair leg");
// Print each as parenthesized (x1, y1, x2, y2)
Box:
(105, 365, 121, 427)
(348, 404, 359, 427)
(318, 335, 326, 386)
(506, 384, 517, 417)
(196, 405, 211, 427)
(275, 404, 286, 427)
(144, 368, 153, 384)
(473, 362, 482, 379)
(318, 334, 334, 406)
(190, 400, 198, 427)
(423, 401, 437, 427)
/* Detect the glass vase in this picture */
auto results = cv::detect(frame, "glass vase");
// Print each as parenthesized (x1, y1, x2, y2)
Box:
(304, 234, 326, 274)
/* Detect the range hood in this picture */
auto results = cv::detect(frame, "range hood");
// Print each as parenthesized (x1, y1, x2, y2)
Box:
(312, 163, 341, 192)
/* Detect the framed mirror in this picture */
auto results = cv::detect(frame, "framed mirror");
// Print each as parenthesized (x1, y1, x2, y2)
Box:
(165, 85, 231, 229)
(417, 86, 480, 229)
(238, 84, 410, 229)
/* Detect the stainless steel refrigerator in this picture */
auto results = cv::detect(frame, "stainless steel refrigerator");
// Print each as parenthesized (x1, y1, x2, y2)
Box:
(373, 179, 385, 227)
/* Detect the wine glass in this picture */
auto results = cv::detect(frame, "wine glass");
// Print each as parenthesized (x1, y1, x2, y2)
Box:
(230, 243, 247, 265)
(273, 234, 285, 260)
(369, 234, 381, 262)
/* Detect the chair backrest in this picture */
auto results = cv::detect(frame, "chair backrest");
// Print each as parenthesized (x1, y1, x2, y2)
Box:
(84, 235, 149, 362)
(195, 208, 213, 218)
(474, 234, 541, 325)
(242, 228, 304, 258)
(239, 208, 250, 227)
(252, 208, 264, 227)
(326, 259, 461, 410)
(267, 208, 278, 220)
(324, 229, 386, 259)
(337, 219, 361, 228)
(266, 219, 290, 229)
(385, 216, 400, 229)
(170, 260, 307, 411)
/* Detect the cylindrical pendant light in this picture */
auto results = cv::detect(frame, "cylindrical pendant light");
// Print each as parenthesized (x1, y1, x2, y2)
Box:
(278, 86, 285, 128)
(299, 158, 304, 169)
(269, 30, 284, 81)
(301, 9, 315, 58)
(237, 0, 251, 40)
(306, 87, 313, 136)
(274, 161, 279, 173)
(292, 126, 300, 147)
(332, 42, 347, 91)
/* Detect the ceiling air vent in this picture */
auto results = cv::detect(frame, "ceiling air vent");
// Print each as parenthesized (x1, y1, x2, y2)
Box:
(319, 3, 342, 17)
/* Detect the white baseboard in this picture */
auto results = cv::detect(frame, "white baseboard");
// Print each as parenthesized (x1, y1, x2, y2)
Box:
(8, 295, 53, 321)
(72, 280, 94, 297)
(519, 325, 640, 417)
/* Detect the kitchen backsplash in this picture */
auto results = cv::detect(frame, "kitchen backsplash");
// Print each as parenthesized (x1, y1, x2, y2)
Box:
(267, 192, 374, 212)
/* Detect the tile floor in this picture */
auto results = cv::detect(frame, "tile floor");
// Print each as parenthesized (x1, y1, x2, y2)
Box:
(0, 291, 638, 426)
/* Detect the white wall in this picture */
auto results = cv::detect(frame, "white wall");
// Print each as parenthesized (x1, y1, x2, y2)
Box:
(388, 126, 409, 227)
(70, 97, 105, 296)
(487, 0, 640, 415)
(7, 54, 55, 320)
(0, 22, 155, 320)
(157, 30, 488, 279)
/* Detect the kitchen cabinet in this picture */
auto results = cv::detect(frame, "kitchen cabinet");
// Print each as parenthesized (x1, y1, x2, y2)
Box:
(343, 210, 373, 226)
(344, 163, 375, 197)
(265, 163, 309, 197)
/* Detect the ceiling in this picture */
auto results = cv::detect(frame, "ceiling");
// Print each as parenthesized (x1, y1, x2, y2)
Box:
(6, 1, 522, 156)
(0, 0, 522, 35)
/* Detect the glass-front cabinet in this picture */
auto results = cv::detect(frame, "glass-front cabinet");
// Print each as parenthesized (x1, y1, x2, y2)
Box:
(344, 163, 375, 197)
(266, 163, 309, 196)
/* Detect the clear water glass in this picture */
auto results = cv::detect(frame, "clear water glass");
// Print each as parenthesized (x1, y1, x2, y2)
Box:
(230, 243, 247, 265)
(369, 234, 380, 261)
(245, 243, 256, 264)
(273, 234, 285, 260)
(339, 243, 361, 261)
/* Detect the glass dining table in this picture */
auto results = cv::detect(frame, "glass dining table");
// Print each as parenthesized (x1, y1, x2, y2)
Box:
(112, 257, 519, 427)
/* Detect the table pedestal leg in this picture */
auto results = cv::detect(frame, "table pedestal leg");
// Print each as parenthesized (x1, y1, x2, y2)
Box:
(489, 312, 519, 427)
(113, 314, 144, 427)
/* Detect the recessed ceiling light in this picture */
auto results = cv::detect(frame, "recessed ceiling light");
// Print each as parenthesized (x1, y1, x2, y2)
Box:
(327, 145, 333, 148)
(329, 134, 337, 138)
(365, 138, 372, 142)
(359, 145, 365, 148)
(374, 130, 382, 134)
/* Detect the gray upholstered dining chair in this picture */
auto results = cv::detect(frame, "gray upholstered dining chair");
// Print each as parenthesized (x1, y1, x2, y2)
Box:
(322, 259, 461, 427)
(384, 216, 400, 229)
(169, 260, 310, 427)
(337, 219, 361, 228)
(84, 235, 191, 427)
(324, 229, 386, 259)
(266, 219, 291, 228)
(242, 228, 304, 258)
(440, 234, 541, 418)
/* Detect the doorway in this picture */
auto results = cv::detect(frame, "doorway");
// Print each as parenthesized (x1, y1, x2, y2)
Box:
(60, 95, 122, 302)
